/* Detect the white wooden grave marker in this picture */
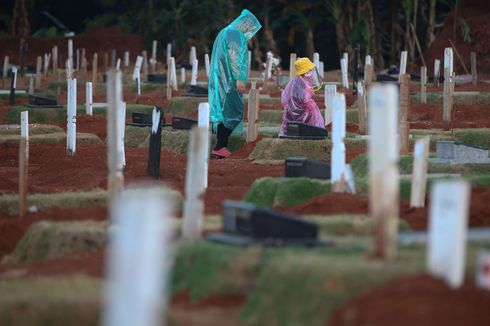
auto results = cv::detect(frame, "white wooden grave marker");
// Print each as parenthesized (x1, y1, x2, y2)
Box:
(102, 188, 174, 326)
(180, 67, 186, 84)
(204, 53, 210, 78)
(399, 50, 408, 82)
(340, 58, 349, 89)
(421, 66, 427, 104)
(313, 52, 320, 85)
(170, 57, 177, 90)
(357, 81, 367, 134)
(68, 39, 73, 71)
(265, 51, 273, 80)
(182, 127, 208, 241)
(331, 93, 346, 192)
(198, 102, 210, 189)
(191, 59, 198, 86)
(189, 46, 197, 65)
(427, 180, 470, 288)
(368, 83, 399, 259)
(410, 136, 430, 207)
(66, 78, 77, 155)
(123, 51, 129, 67)
(246, 88, 260, 142)
(133, 56, 143, 96)
(324, 84, 336, 126)
(166, 43, 172, 64)
(434, 59, 441, 87)
(119, 102, 126, 167)
(86, 82, 93, 115)
(19, 111, 29, 217)
(2, 56, 8, 79)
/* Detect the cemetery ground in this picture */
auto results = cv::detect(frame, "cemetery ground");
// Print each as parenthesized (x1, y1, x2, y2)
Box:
(1, 65, 490, 325)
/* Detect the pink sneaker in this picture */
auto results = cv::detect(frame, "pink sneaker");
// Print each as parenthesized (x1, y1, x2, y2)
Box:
(211, 147, 231, 158)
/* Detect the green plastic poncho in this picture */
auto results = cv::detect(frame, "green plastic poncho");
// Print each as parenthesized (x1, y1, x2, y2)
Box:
(208, 9, 262, 131)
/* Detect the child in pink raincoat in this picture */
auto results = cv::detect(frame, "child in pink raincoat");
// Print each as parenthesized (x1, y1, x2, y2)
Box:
(279, 57, 325, 137)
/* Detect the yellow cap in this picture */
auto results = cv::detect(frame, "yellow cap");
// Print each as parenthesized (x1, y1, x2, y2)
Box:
(294, 57, 315, 76)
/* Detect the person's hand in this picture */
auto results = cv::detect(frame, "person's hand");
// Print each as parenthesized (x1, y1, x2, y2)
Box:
(236, 80, 245, 94)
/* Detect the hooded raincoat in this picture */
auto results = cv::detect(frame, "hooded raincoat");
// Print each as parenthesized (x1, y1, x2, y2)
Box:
(279, 72, 325, 136)
(209, 9, 261, 131)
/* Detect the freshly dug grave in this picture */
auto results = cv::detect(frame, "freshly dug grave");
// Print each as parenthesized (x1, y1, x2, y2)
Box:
(329, 274, 490, 326)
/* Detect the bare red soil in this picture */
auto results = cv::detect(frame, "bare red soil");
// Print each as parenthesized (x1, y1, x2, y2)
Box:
(330, 274, 490, 326)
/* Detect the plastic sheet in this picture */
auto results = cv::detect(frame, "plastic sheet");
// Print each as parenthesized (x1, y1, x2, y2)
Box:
(209, 9, 261, 131)
(279, 72, 326, 136)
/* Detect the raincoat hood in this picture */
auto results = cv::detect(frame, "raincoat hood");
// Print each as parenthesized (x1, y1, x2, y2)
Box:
(230, 9, 261, 41)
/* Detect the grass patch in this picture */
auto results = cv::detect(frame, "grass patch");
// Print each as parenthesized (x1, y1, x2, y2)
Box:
(0, 132, 102, 145)
(0, 124, 63, 135)
(243, 177, 331, 207)
(3, 221, 107, 263)
(250, 138, 331, 161)
(5, 104, 155, 123)
(167, 97, 207, 116)
(125, 125, 151, 147)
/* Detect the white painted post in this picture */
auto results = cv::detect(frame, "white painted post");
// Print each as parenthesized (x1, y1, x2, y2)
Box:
(248, 50, 252, 77)
(65, 59, 72, 80)
(434, 59, 441, 87)
(265, 51, 273, 80)
(204, 53, 210, 78)
(365, 55, 372, 66)
(68, 39, 73, 72)
(107, 70, 124, 209)
(43, 53, 50, 77)
(166, 63, 172, 100)
(119, 102, 126, 167)
(66, 78, 77, 156)
(189, 46, 197, 66)
(289, 53, 297, 81)
(368, 83, 399, 259)
(133, 56, 143, 96)
(399, 50, 408, 82)
(180, 67, 186, 84)
(324, 84, 337, 126)
(421, 66, 427, 104)
(427, 180, 470, 288)
(357, 81, 367, 134)
(151, 40, 157, 73)
(86, 82, 93, 116)
(343, 52, 348, 65)
(182, 127, 208, 241)
(313, 52, 320, 85)
(319, 61, 324, 79)
(191, 59, 198, 86)
(410, 136, 430, 207)
(331, 93, 346, 192)
(170, 57, 177, 91)
(341, 58, 349, 89)
(198, 103, 210, 189)
(102, 188, 174, 326)
(19, 111, 29, 217)
(123, 51, 129, 67)
(2, 56, 8, 79)
(443, 48, 454, 129)
(116, 58, 121, 71)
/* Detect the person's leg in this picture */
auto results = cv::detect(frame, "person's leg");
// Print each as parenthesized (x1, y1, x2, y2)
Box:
(214, 123, 233, 150)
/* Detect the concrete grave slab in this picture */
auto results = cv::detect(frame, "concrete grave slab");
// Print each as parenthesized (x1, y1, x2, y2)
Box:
(430, 140, 490, 165)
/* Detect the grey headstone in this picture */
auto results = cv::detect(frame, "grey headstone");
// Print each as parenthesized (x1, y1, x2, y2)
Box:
(430, 140, 490, 164)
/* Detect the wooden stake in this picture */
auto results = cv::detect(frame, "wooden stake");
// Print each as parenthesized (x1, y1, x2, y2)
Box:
(19, 111, 29, 217)
(410, 136, 430, 207)
(204, 53, 210, 78)
(246, 88, 259, 142)
(106, 70, 124, 209)
(289, 53, 297, 81)
(471, 52, 477, 86)
(313, 52, 320, 85)
(421, 66, 427, 104)
(68, 39, 73, 71)
(148, 107, 163, 179)
(2, 56, 8, 80)
(448, 39, 470, 75)
(190, 59, 198, 86)
(92, 53, 98, 89)
(198, 103, 210, 188)
(399, 74, 411, 155)
(182, 127, 208, 241)
(35, 56, 42, 89)
(142, 51, 148, 78)
(357, 82, 367, 134)
(166, 64, 172, 100)
(331, 93, 346, 192)
(410, 23, 427, 67)
(52, 46, 58, 74)
(9, 66, 17, 106)
(170, 57, 177, 91)
(28, 76, 33, 95)
(364, 63, 373, 86)
(368, 83, 399, 259)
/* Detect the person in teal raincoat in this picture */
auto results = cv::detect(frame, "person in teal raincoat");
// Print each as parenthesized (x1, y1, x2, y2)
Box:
(209, 9, 261, 158)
